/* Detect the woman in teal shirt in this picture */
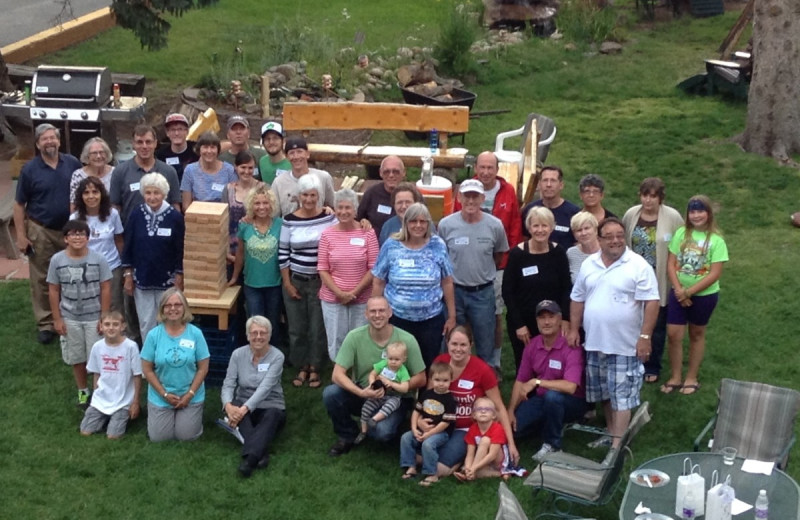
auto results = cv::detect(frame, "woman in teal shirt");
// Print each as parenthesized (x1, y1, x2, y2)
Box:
(662, 195, 728, 396)
(141, 288, 210, 441)
(229, 185, 283, 342)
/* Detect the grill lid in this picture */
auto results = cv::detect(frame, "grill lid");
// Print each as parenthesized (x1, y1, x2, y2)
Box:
(32, 65, 112, 108)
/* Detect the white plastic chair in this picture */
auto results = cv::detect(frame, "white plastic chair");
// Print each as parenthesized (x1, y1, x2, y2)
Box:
(494, 113, 557, 174)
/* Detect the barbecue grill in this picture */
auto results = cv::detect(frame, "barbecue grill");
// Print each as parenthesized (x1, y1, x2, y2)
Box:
(1, 65, 146, 157)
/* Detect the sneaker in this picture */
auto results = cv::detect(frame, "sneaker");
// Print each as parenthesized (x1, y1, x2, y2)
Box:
(37, 330, 55, 344)
(587, 435, 612, 449)
(238, 459, 255, 478)
(532, 443, 558, 462)
(601, 447, 618, 467)
(77, 389, 90, 408)
(328, 438, 354, 457)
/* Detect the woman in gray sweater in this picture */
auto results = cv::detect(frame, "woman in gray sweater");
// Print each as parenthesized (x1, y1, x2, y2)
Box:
(221, 315, 286, 477)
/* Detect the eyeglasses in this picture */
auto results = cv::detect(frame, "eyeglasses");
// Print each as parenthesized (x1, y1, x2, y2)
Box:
(88, 151, 106, 156)
(249, 330, 270, 337)
(474, 407, 495, 413)
(163, 303, 184, 309)
(65, 231, 88, 238)
(581, 188, 602, 195)
(381, 169, 403, 176)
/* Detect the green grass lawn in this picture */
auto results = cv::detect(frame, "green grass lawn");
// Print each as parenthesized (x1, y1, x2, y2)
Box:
(7, 1, 800, 518)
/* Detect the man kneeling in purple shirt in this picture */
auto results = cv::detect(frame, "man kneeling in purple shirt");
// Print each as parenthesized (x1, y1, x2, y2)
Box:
(506, 300, 586, 462)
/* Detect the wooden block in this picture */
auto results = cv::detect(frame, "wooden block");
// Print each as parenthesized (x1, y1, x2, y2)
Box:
(184, 269, 227, 283)
(283, 102, 470, 133)
(184, 279, 226, 292)
(185, 288, 226, 300)
(185, 201, 229, 218)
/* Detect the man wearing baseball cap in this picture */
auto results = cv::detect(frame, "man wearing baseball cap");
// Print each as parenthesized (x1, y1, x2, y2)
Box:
(438, 179, 509, 367)
(258, 121, 291, 185)
(506, 300, 586, 462)
(218, 115, 267, 177)
(271, 137, 335, 216)
(155, 113, 198, 183)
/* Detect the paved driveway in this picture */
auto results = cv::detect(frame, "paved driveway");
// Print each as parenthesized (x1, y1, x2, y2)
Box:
(0, 0, 110, 47)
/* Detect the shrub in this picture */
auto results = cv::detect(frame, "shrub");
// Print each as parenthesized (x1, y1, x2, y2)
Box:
(557, 0, 622, 44)
(434, 1, 480, 77)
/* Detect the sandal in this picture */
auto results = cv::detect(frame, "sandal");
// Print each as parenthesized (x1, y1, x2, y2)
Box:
(680, 383, 701, 395)
(660, 382, 683, 394)
(419, 476, 438, 487)
(292, 369, 308, 387)
(644, 373, 659, 384)
(307, 369, 322, 388)
(402, 469, 417, 480)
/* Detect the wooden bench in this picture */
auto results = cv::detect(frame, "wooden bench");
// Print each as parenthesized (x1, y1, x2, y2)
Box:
(282, 102, 470, 168)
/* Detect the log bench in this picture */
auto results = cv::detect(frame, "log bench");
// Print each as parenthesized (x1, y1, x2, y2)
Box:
(281, 102, 470, 169)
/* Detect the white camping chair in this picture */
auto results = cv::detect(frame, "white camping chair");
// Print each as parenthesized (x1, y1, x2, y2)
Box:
(494, 113, 557, 175)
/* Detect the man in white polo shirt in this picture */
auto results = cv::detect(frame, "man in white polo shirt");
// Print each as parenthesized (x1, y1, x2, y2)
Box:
(568, 217, 658, 461)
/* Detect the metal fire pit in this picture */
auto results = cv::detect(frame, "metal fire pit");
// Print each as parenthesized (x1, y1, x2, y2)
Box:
(1, 65, 146, 157)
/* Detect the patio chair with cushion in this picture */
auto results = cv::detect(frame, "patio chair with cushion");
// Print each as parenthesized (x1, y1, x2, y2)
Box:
(524, 402, 651, 519)
(694, 378, 800, 470)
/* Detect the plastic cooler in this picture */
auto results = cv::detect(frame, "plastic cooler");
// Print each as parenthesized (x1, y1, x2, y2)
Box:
(417, 176, 454, 221)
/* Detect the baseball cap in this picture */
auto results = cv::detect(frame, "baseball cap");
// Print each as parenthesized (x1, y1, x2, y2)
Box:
(227, 115, 249, 130)
(535, 300, 562, 316)
(261, 121, 284, 138)
(164, 113, 189, 127)
(284, 137, 308, 153)
(459, 179, 485, 194)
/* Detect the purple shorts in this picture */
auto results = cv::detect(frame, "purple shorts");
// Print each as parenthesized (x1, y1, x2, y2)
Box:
(667, 290, 719, 326)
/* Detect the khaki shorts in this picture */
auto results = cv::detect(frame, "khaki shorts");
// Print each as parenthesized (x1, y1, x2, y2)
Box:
(61, 319, 101, 365)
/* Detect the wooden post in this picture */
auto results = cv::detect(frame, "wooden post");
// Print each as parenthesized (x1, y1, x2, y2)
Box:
(261, 75, 270, 118)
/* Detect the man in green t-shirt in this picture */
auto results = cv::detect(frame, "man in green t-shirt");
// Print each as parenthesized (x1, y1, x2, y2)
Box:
(323, 297, 427, 456)
(258, 121, 292, 185)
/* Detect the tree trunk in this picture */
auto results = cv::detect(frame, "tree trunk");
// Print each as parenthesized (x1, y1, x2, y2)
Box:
(734, 0, 800, 162)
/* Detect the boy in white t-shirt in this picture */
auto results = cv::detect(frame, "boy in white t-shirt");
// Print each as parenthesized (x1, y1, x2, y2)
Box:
(80, 311, 142, 439)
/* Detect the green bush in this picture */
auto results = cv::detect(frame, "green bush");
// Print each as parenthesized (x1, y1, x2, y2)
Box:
(434, 1, 480, 77)
(557, 0, 622, 44)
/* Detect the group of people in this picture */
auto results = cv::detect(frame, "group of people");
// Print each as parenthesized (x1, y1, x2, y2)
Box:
(13, 117, 728, 479)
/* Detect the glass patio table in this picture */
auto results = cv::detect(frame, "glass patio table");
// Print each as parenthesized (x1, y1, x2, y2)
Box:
(619, 452, 800, 519)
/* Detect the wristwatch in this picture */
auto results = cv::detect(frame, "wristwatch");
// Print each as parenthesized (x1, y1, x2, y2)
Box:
(639, 334, 651, 340)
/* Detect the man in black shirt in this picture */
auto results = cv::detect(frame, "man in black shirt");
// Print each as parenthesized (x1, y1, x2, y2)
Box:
(155, 113, 197, 183)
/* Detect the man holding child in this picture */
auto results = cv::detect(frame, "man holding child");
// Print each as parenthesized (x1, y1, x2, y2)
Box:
(323, 296, 427, 456)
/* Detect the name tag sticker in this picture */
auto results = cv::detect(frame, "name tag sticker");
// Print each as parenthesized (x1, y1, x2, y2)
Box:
(663, 233, 673, 242)
(179, 339, 195, 349)
(613, 292, 629, 303)
(129, 182, 141, 192)
(166, 157, 180, 165)
(457, 379, 475, 390)
(258, 363, 271, 372)
(554, 225, 570, 233)
(377, 204, 391, 215)
(350, 237, 366, 247)
(157, 228, 172, 237)
(454, 237, 469, 246)
(211, 183, 225, 192)
(522, 265, 539, 277)
(380, 367, 397, 380)
(398, 258, 415, 268)
(697, 239, 705, 247)
(548, 359, 562, 370)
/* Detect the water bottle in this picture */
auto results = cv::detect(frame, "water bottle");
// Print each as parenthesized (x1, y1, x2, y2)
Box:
(429, 128, 439, 155)
(421, 155, 433, 186)
(754, 489, 768, 519)
(682, 490, 696, 520)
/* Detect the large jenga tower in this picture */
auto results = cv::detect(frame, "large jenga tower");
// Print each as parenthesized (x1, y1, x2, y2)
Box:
(183, 201, 229, 300)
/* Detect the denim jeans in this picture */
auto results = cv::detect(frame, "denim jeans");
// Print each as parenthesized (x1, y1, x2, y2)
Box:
(243, 284, 283, 346)
(513, 389, 586, 449)
(322, 383, 410, 442)
(399, 430, 450, 475)
(454, 284, 496, 366)
(437, 428, 468, 469)
(389, 312, 445, 368)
